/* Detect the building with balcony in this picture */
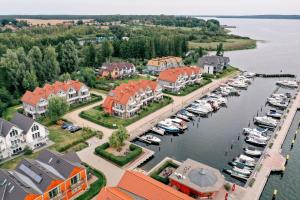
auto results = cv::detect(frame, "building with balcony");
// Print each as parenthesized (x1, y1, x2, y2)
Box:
(158, 67, 202, 92)
(146, 56, 184, 74)
(0, 113, 49, 161)
(98, 62, 136, 79)
(21, 80, 90, 119)
(0, 149, 88, 200)
(102, 80, 163, 118)
(198, 55, 230, 74)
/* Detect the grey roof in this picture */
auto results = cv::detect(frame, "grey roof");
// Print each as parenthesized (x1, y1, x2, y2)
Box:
(101, 62, 135, 73)
(198, 55, 230, 71)
(0, 169, 40, 200)
(188, 168, 218, 187)
(37, 150, 83, 179)
(0, 118, 15, 137)
(11, 113, 35, 134)
(15, 159, 63, 192)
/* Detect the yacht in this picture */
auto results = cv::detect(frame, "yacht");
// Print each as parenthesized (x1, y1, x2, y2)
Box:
(171, 118, 188, 130)
(228, 81, 248, 89)
(245, 136, 267, 147)
(186, 105, 210, 116)
(268, 100, 288, 109)
(158, 120, 180, 133)
(244, 147, 262, 157)
(248, 133, 269, 141)
(226, 169, 249, 182)
(254, 116, 278, 128)
(238, 154, 255, 163)
(276, 80, 298, 88)
(266, 110, 282, 119)
(176, 113, 190, 122)
(179, 110, 195, 118)
(243, 127, 268, 135)
(243, 71, 256, 78)
(237, 76, 252, 84)
(192, 100, 213, 112)
(151, 126, 165, 135)
(230, 160, 256, 168)
(232, 166, 252, 176)
(139, 134, 161, 144)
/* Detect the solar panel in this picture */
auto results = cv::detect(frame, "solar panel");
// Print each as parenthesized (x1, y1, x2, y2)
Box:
(19, 164, 43, 183)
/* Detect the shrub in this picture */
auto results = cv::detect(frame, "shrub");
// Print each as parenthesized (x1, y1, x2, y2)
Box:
(224, 183, 231, 191)
(95, 143, 142, 166)
(23, 147, 33, 155)
(150, 160, 179, 184)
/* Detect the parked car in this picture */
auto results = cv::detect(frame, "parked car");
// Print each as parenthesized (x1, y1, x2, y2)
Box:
(61, 122, 72, 129)
(69, 125, 82, 133)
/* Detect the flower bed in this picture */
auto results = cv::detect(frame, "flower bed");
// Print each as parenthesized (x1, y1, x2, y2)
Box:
(95, 143, 143, 166)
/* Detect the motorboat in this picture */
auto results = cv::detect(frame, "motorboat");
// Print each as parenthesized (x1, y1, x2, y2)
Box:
(158, 120, 181, 133)
(271, 93, 291, 99)
(151, 126, 165, 135)
(206, 95, 227, 106)
(193, 100, 213, 112)
(230, 160, 256, 168)
(176, 113, 190, 122)
(243, 127, 268, 135)
(254, 116, 278, 128)
(243, 71, 256, 78)
(179, 110, 195, 118)
(245, 136, 267, 147)
(268, 100, 288, 109)
(186, 105, 210, 116)
(266, 110, 282, 119)
(244, 147, 262, 157)
(139, 134, 161, 144)
(276, 80, 298, 88)
(228, 81, 248, 89)
(238, 154, 255, 163)
(248, 133, 269, 141)
(223, 169, 249, 182)
(237, 76, 252, 84)
(170, 118, 188, 130)
(232, 167, 252, 176)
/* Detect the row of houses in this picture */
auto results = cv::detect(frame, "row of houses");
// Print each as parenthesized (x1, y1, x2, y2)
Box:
(0, 149, 88, 200)
(98, 62, 136, 79)
(0, 113, 49, 160)
(102, 80, 163, 118)
(21, 80, 90, 119)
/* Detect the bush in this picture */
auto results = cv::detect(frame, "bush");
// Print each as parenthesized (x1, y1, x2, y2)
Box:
(95, 143, 143, 166)
(80, 112, 117, 129)
(224, 183, 231, 191)
(23, 147, 33, 155)
(69, 94, 102, 111)
(150, 160, 179, 184)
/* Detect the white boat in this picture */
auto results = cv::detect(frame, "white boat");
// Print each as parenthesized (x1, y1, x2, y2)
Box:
(276, 80, 298, 88)
(206, 94, 227, 106)
(266, 110, 282, 119)
(151, 126, 165, 135)
(158, 120, 180, 133)
(231, 159, 256, 168)
(139, 134, 161, 144)
(243, 71, 256, 78)
(248, 132, 269, 141)
(179, 110, 195, 118)
(237, 76, 252, 84)
(268, 100, 288, 109)
(186, 105, 210, 116)
(238, 154, 255, 163)
(176, 113, 190, 122)
(271, 93, 290, 99)
(254, 116, 278, 128)
(243, 127, 268, 135)
(192, 100, 213, 112)
(171, 118, 188, 130)
(229, 81, 248, 89)
(245, 136, 267, 147)
(244, 147, 262, 157)
(233, 166, 252, 176)
(223, 169, 249, 182)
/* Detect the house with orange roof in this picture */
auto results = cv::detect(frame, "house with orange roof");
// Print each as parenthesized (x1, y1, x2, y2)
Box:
(147, 56, 183, 74)
(158, 67, 202, 92)
(0, 149, 88, 200)
(21, 80, 90, 119)
(102, 80, 163, 118)
(97, 170, 194, 200)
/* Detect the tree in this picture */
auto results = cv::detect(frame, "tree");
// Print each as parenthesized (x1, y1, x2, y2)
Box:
(73, 67, 97, 87)
(22, 71, 38, 91)
(102, 41, 114, 62)
(83, 44, 96, 67)
(28, 46, 45, 83)
(197, 47, 204, 58)
(43, 46, 60, 81)
(108, 126, 129, 151)
(58, 73, 71, 82)
(60, 40, 79, 73)
(216, 43, 224, 56)
(47, 96, 69, 122)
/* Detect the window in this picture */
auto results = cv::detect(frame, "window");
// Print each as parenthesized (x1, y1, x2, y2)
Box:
(31, 124, 39, 132)
(70, 173, 81, 185)
(49, 187, 60, 199)
(9, 129, 18, 137)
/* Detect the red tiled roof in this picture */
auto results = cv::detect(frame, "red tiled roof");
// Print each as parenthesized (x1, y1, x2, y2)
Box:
(21, 80, 85, 106)
(97, 170, 193, 200)
(158, 66, 201, 83)
(102, 80, 159, 112)
(98, 187, 133, 200)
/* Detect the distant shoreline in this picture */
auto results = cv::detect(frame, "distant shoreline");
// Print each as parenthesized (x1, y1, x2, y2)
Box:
(197, 15, 300, 20)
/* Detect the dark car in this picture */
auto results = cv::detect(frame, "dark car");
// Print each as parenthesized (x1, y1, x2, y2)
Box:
(69, 125, 82, 133)
(61, 122, 72, 129)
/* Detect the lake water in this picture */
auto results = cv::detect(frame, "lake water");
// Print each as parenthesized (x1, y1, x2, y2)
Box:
(134, 18, 300, 199)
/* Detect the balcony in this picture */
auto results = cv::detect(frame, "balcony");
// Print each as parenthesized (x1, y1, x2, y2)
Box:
(70, 180, 84, 190)
(113, 107, 125, 113)
(127, 106, 139, 113)
(39, 101, 48, 107)
(24, 108, 37, 114)
(50, 192, 65, 200)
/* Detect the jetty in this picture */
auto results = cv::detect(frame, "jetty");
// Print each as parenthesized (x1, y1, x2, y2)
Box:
(240, 87, 300, 200)
(255, 73, 296, 78)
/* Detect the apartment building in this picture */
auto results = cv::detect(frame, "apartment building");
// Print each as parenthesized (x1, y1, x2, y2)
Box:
(0, 113, 49, 160)
(102, 80, 163, 118)
(146, 56, 184, 74)
(0, 150, 88, 200)
(198, 55, 230, 74)
(21, 80, 90, 119)
(99, 62, 136, 79)
(158, 67, 202, 92)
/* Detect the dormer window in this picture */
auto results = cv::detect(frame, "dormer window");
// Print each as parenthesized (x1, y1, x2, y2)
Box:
(31, 124, 39, 132)
(9, 129, 18, 137)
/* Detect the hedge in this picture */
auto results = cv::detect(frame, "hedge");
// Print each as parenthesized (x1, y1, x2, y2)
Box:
(80, 112, 117, 129)
(69, 94, 102, 111)
(95, 143, 143, 166)
(150, 160, 179, 184)
(75, 164, 106, 200)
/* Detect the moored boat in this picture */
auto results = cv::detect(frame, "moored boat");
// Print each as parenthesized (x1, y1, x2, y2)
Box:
(244, 147, 262, 157)
(266, 110, 282, 119)
(245, 136, 267, 147)
(254, 116, 278, 128)
(139, 134, 161, 144)
(158, 120, 181, 133)
(151, 126, 165, 135)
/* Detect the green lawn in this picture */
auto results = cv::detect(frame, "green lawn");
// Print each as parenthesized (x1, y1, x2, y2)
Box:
(0, 126, 102, 169)
(80, 96, 173, 129)
(2, 105, 22, 121)
(216, 66, 240, 78)
(163, 79, 212, 96)
(189, 38, 256, 51)
(150, 160, 179, 184)
(69, 94, 102, 111)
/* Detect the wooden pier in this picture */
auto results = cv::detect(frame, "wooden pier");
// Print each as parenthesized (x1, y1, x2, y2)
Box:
(255, 73, 296, 78)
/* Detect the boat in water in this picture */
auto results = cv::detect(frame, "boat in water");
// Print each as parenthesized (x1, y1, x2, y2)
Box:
(176, 113, 190, 122)
(245, 136, 267, 147)
(266, 109, 283, 119)
(244, 147, 262, 157)
(179, 110, 195, 119)
(232, 166, 252, 176)
(186, 105, 210, 116)
(230, 160, 256, 168)
(158, 120, 181, 133)
(243, 127, 268, 135)
(276, 80, 298, 88)
(223, 169, 249, 182)
(151, 126, 165, 135)
(139, 134, 161, 144)
(243, 71, 256, 78)
(228, 80, 248, 89)
(268, 99, 288, 109)
(254, 116, 278, 128)
(171, 118, 188, 130)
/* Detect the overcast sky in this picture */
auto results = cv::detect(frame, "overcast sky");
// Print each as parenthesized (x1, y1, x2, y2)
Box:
(0, 0, 299, 15)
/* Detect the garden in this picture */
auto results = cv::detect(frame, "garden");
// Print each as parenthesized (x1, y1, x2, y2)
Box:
(150, 160, 179, 184)
(80, 96, 173, 128)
